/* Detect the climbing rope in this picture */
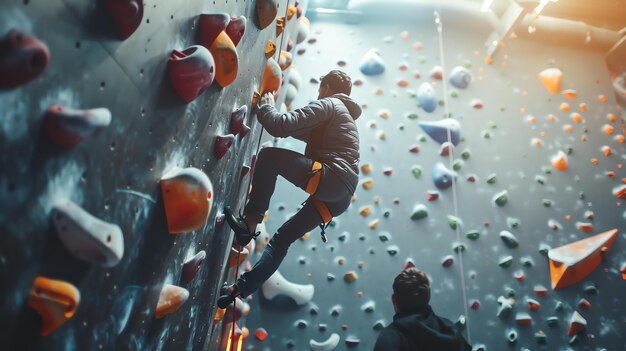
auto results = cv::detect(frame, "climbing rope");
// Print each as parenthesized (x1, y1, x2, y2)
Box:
(227, 2, 292, 350)
(433, 10, 472, 344)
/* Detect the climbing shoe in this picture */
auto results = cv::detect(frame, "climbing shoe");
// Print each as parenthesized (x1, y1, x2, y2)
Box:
(223, 207, 260, 246)
(217, 283, 240, 309)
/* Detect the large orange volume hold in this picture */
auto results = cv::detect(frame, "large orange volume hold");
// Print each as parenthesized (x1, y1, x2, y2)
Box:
(260, 57, 282, 94)
(548, 229, 618, 290)
(27, 277, 80, 336)
(160, 167, 214, 234)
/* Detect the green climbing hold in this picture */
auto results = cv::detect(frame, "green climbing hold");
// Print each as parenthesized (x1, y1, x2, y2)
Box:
(500, 231, 519, 248)
(546, 316, 559, 327)
(534, 331, 547, 344)
(461, 149, 471, 160)
(418, 134, 427, 142)
(542, 166, 552, 175)
(452, 159, 463, 171)
(411, 165, 422, 179)
(504, 287, 516, 298)
(329, 220, 337, 227)
(465, 230, 480, 240)
(373, 320, 386, 330)
(535, 175, 546, 185)
(453, 243, 466, 253)
(386, 245, 399, 256)
(447, 215, 462, 230)
(361, 300, 375, 313)
(406, 113, 419, 120)
(542, 199, 553, 207)
(378, 232, 391, 242)
(488, 121, 497, 129)
(499, 256, 513, 268)
(482, 130, 492, 139)
(521, 256, 534, 267)
(493, 190, 508, 206)
(538, 243, 551, 256)
(507, 217, 520, 228)
(584, 282, 598, 295)
(450, 90, 458, 98)
(486, 174, 497, 184)
(338, 232, 348, 242)
(410, 204, 428, 220)
(383, 210, 391, 218)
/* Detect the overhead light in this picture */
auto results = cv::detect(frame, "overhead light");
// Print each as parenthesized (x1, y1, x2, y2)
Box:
(533, 0, 550, 16)
(481, 0, 494, 13)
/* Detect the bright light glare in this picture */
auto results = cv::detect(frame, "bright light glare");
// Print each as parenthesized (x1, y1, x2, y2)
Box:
(534, 0, 550, 15)
(481, 0, 494, 12)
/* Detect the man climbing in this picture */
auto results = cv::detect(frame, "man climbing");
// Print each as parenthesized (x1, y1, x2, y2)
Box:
(374, 267, 472, 351)
(218, 70, 361, 308)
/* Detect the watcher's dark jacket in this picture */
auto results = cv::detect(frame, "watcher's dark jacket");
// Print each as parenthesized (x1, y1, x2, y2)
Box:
(257, 93, 361, 194)
(373, 305, 472, 351)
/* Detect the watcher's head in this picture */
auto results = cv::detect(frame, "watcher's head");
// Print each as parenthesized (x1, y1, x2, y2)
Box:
(392, 267, 431, 314)
(318, 70, 352, 99)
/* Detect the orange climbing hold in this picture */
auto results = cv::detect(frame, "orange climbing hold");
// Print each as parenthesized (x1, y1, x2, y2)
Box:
(278, 51, 292, 70)
(591, 158, 599, 165)
(260, 57, 281, 94)
(228, 246, 249, 268)
(287, 4, 297, 20)
(601, 145, 612, 157)
(160, 167, 214, 234)
(607, 113, 616, 122)
(559, 102, 570, 112)
(155, 284, 189, 318)
(570, 112, 583, 123)
(359, 206, 371, 217)
(575, 222, 594, 233)
(538, 68, 562, 94)
(568, 311, 587, 336)
(362, 179, 374, 189)
(265, 40, 276, 58)
(209, 31, 238, 87)
(255, 328, 268, 341)
(561, 89, 577, 99)
(602, 124, 614, 135)
(613, 185, 626, 199)
(579, 103, 587, 112)
(548, 114, 556, 122)
(550, 151, 568, 172)
(598, 94, 607, 103)
(616, 135, 625, 144)
(563, 124, 573, 133)
(275, 17, 285, 36)
(28, 277, 80, 336)
(548, 229, 618, 290)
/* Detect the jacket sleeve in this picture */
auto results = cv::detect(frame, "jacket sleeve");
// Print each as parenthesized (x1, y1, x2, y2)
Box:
(373, 328, 406, 351)
(256, 99, 332, 138)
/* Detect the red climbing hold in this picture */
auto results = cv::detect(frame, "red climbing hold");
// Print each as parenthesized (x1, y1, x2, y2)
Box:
(168, 46, 215, 103)
(182, 251, 206, 284)
(215, 134, 235, 159)
(240, 123, 251, 138)
(0, 29, 50, 89)
(44, 105, 112, 146)
(230, 105, 247, 135)
(103, 0, 144, 40)
(254, 328, 269, 341)
(256, 0, 278, 30)
(225, 16, 246, 47)
(198, 13, 231, 49)
(241, 165, 251, 178)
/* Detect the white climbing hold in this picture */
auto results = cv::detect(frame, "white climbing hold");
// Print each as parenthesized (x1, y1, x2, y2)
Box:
(261, 270, 314, 305)
(310, 333, 340, 351)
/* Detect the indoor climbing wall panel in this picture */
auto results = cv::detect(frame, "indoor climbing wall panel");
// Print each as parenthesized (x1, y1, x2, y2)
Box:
(242, 15, 625, 351)
(0, 0, 302, 349)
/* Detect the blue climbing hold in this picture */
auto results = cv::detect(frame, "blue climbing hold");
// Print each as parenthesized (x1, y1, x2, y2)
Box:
(417, 82, 437, 113)
(449, 66, 472, 89)
(419, 119, 461, 146)
(359, 49, 385, 76)
(432, 162, 457, 189)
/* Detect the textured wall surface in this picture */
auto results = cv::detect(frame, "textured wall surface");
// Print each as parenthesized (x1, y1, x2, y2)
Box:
(241, 14, 626, 351)
(0, 0, 303, 350)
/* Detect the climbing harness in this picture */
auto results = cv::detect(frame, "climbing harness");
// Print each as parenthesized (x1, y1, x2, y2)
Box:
(434, 10, 472, 344)
(303, 161, 333, 243)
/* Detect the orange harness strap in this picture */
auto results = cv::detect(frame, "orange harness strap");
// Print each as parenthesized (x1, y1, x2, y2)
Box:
(304, 161, 333, 242)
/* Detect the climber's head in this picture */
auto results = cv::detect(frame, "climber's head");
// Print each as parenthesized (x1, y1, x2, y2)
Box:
(318, 70, 352, 99)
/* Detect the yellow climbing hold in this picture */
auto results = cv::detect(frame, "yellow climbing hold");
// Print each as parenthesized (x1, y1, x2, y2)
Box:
(362, 179, 374, 189)
(359, 206, 372, 217)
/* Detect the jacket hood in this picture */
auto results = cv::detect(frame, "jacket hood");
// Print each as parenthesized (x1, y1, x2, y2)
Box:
(393, 305, 467, 350)
(331, 93, 362, 120)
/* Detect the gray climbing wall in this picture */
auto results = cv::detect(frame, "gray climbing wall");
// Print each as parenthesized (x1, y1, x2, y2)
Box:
(241, 9, 626, 351)
(0, 0, 306, 350)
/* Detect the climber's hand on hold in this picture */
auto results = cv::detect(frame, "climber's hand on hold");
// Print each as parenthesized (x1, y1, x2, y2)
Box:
(260, 92, 275, 107)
